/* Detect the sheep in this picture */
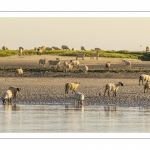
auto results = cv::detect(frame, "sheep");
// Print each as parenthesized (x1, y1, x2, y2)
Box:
(48, 60, 60, 69)
(18, 47, 24, 56)
(70, 60, 80, 69)
(105, 62, 111, 70)
(37, 47, 42, 55)
(104, 82, 123, 97)
(146, 46, 150, 53)
(15, 68, 23, 75)
(39, 58, 47, 68)
(65, 82, 80, 94)
(8, 86, 20, 101)
(76, 53, 85, 60)
(81, 46, 86, 51)
(64, 63, 73, 73)
(2, 90, 13, 105)
(2, 46, 9, 50)
(80, 65, 88, 74)
(61, 45, 70, 50)
(52, 46, 61, 50)
(122, 59, 131, 69)
(144, 81, 150, 93)
(139, 74, 150, 86)
(90, 51, 99, 60)
(74, 92, 84, 105)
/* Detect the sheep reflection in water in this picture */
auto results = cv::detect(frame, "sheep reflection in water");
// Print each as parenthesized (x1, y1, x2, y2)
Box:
(4, 104, 20, 111)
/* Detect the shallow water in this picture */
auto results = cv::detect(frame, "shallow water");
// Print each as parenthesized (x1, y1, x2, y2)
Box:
(0, 104, 150, 133)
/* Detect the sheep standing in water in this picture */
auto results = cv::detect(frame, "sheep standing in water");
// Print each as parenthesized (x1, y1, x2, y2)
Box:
(64, 64, 73, 73)
(139, 74, 150, 86)
(15, 68, 23, 75)
(105, 62, 111, 70)
(144, 81, 150, 93)
(122, 59, 131, 69)
(70, 60, 80, 69)
(104, 82, 123, 97)
(74, 92, 84, 105)
(39, 58, 47, 68)
(80, 65, 88, 74)
(8, 86, 20, 102)
(2, 90, 13, 105)
(65, 82, 80, 94)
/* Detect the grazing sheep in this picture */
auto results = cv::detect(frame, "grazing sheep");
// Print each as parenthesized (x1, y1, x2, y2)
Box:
(104, 82, 123, 97)
(15, 68, 23, 75)
(46, 47, 54, 50)
(122, 59, 131, 69)
(37, 47, 42, 55)
(65, 82, 80, 94)
(76, 53, 85, 60)
(80, 65, 88, 74)
(70, 60, 80, 69)
(2, 90, 13, 105)
(139, 74, 150, 86)
(81, 46, 86, 51)
(144, 81, 150, 93)
(61, 45, 70, 50)
(2, 46, 9, 50)
(90, 51, 99, 60)
(105, 62, 111, 70)
(64, 63, 73, 73)
(95, 48, 101, 50)
(52, 46, 61, 50)
(48, 60, 60, 69)
(39, 58, 47, 68)
(146, 46, 150, 53)
(18, 47, 24, 56)
(41, 46, 46, 51)
(72, 48, 76, 51)
(74, 92, 84, 105)
(8, 86, 20, 100)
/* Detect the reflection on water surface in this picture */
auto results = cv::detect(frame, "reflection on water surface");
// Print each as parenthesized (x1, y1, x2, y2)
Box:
(0, 104, 150, 132)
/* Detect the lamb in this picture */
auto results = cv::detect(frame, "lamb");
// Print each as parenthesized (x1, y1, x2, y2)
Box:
(104, 82, 123, 97)
(15, 68, 23, 75)
(39, 58, 47, 68)
(139, 74, 150, 86)
(80, 65, 88, 74)
(8, 86, 20, 100)
(37, 47, 42, 55)
(2, 90, 13, 105)
(70, 60, 80, 69)
(144, 81, 150, 93)
(65, 82, 80, 94)
(122, 59, 131, 69)
(74, 92, 84, 105)
(64, 63, 73, 73)
(48, 60, 60, 69)
(105, 62, 111, 70)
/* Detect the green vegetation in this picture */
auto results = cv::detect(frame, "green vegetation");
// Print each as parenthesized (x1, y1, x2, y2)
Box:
(0, 49, 149, 60)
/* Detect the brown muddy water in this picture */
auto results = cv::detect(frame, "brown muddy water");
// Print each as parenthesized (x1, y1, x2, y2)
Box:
(0, 104, 150, 133)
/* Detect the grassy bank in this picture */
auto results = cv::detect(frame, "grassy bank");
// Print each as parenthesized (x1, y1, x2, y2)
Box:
(0, 49, 149, 60)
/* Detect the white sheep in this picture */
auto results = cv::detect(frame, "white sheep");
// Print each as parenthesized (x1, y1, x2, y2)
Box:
(15, 68, 23, 75)
(104, 82, 123, 97)
(122, 59, 131, 69)
(8, 86, 20, 100)
(80, 65, 88, 74)
(139, 74, 150, 86)
(2, 90, 13, 105)
(70, 60, 80, 69)
(64, 64, 73, 73)
(105, 62, 111, 70)
(74, 92, 84, 105)
(39, 58, 47, 68)
(144, 81, 150, 93)
(65, 82, 80, 94)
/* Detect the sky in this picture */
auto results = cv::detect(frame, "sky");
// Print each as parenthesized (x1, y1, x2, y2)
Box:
(0, 17, 150, 51)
